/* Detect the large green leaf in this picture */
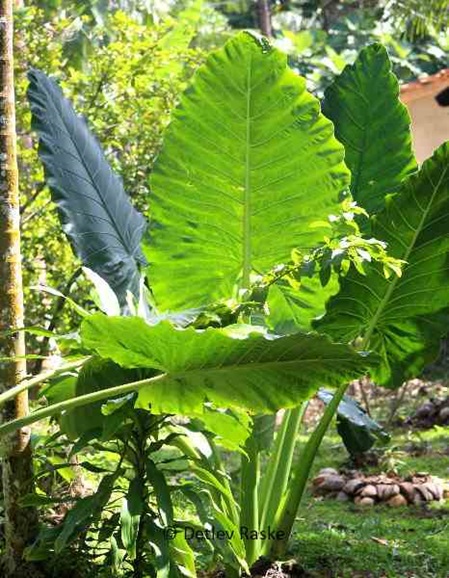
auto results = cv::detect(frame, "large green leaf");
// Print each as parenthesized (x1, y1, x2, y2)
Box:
(80, 315, 371, 414)
(322, 44, 417, 215)
(147, 31, 349, 311)
(27, 70, 147, 305)
(316, 143, 449, 386)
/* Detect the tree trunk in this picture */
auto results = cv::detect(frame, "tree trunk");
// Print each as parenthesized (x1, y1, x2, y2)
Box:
(0, 1, 38, 575)
(256, 0, 272, 37)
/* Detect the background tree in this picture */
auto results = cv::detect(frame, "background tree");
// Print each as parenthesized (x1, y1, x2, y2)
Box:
(0, 0, 38, 575)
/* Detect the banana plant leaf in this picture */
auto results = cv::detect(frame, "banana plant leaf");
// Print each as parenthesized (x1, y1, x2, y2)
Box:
(27, 70, 147, 306)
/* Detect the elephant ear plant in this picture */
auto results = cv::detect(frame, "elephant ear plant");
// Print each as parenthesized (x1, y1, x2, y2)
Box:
(27, 69, 147, 307)
(2, 33, 449, 575)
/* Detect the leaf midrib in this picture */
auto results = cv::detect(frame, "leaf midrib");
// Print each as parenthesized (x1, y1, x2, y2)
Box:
(242, 54, 252, 288)
(169, 356, 360, 379)
(362, 164, 449, 347)
(48, 80, 133, 258)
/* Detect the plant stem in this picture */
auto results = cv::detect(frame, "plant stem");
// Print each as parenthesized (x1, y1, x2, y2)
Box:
(240, 433, 260, 566)
(387, 380, 409, 426)
(0, 358, 87, 407)
(256, 0, 272, 37)
(270, 381, 348, 558)
(0, 373, 167, 439)
(358, 379, 371, 415)
(259, 405, 304, 556)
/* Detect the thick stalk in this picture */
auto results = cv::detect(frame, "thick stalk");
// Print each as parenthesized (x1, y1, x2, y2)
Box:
(240, 433, 260, 566)
(0, 373, 168, 438)
(258, 412, 289, 509)
(259, 405, 304, 556)
(270, 381, 348, 558)
(0, 1, 38, 573)
(0, 358, 87, 407)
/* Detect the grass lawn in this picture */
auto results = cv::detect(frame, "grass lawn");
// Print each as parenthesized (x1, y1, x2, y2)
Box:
(285, 421, 449, 578)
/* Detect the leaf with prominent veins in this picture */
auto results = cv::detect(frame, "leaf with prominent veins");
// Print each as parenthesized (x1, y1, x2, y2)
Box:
(28, 70, 147, 305)
(80, 314, 371, 414)
(147, 32, 349, 310)
(316, 143, 449, 386)
(322, 44, 417, 215)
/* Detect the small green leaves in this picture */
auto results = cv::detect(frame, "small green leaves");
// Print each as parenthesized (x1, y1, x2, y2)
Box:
(80, 314, 372, 414)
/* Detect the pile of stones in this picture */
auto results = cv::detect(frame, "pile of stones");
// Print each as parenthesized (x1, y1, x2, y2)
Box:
(312, 468, 448, 507)
(403, 397, 449, 429)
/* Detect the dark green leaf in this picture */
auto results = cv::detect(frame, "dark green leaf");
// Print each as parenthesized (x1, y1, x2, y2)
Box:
(322, 44, 417, 214)
(27, 69, 147, 305)
(120, 496, 139, 560)
(147, 459, 174, 526)
(60, 358, 138, 439)
(318, 389, 389, 455)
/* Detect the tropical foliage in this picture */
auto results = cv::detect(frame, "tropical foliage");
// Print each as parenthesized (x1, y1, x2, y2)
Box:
(1, 1, 449, 576)
(1, 26, 449, 577)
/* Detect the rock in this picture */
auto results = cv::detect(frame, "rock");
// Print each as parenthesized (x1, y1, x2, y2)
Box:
(336, 491, 349, 502)
(399, 482, 415, 503)
(360, 484, 377, 498)
(316, 474, 345, 492)
(377, 484, 400, 501)
(415, 484, 434, 502)
(421, 481, 442, 501)
(387, 494, 408, 507)
(312, 475, 328, 488)
(342, 478, 365, 495)
(443, 484, 449, 500)
(318, 468, 339, 477)
(354, 496, 374, 507)
(438, 406, 449, 424)
(413, 492, 424, 505)
(415, 402, 435, 418)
